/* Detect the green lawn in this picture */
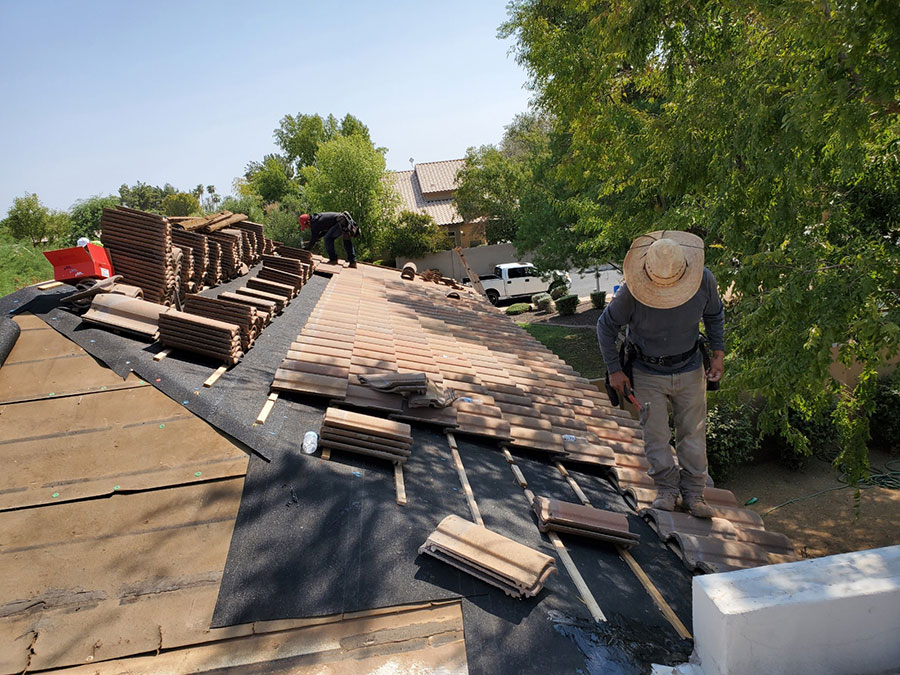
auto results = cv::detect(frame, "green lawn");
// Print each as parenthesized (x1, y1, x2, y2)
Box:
(519, 322, 606, 381)
(0, 233, 54, 298)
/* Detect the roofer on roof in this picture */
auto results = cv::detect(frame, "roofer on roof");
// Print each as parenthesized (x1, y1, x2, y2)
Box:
(597, 231, 725, 518)
(299, 211, 360, 268)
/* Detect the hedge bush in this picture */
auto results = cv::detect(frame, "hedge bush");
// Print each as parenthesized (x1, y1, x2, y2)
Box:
(706, 401, 760, 481)
(870, 373, 900, 455)
(550, 285, 568, 300)
(506, 303, 532, 316)
(590, 290, 607, 310)
(555, 294, 579, 316)
(532, 292, 553, 312)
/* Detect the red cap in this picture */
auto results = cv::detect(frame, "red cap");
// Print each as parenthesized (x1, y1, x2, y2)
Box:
(298, 213, 310, 230)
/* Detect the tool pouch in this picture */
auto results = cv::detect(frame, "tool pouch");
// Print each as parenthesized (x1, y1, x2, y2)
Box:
(604, 340, 637, 407)
(699, 335, 720, 391)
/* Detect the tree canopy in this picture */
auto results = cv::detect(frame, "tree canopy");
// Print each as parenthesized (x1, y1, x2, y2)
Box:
(381, 210, 451, 262)
(3, 193, 71, 247)
(455, 112, 581, 265)
(274, 113, 372, 172)
(118, 181, 179, 213)
(69, 194, 120, 244)
(502, 0, 900, 481)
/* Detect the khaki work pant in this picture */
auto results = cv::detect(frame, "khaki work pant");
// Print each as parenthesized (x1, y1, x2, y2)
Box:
(631, 365, 709, 496)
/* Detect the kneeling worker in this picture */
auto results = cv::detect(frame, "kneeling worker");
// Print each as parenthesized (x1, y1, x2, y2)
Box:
(597, 231, 724, 518)
(299, 211, 359, 268)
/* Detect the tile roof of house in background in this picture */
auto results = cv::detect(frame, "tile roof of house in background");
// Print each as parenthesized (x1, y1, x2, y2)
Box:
(414, 159, 465, 196)
(388, 159, 466, 227)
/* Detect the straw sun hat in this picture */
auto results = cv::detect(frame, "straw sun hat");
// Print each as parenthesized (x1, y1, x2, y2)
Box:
(622, 230, 705, 309)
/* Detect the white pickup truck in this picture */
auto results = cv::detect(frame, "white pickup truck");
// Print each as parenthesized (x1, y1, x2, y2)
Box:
(469, 263, 567, 305)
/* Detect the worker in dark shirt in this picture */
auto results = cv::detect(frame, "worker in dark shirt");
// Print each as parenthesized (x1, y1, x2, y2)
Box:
(597, 231, 725, 518)
(299, 212, 358, 268)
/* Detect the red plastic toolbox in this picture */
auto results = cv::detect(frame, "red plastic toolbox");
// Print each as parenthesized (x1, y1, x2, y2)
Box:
(43, 244, 114, 282)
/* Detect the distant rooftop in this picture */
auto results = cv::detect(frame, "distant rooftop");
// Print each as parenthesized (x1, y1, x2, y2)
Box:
(388, 159, 466, 227)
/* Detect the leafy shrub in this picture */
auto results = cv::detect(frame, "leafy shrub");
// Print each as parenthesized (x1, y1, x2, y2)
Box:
(706, 401, 759, 481)
(590, 290, 607, 310)
(555, 294, 579, 315)
(532, 292, 553, 312)
(549, 276, 568, 293)
(550, 285, 568, 300)
(870, 373, 900, 455)
(506, 302, 532, 316)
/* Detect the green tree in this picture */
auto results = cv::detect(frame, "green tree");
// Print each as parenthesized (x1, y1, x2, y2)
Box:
(274, 113, 372, 172)
(220, 194, 265, 224)
(244, 155, 298, 204)
(455, 145, 522, 244)
(502, 1, 900, 483)
(303, 133, 396, 258)
(3, 193, 71, 247)
(454, 111, 584, 268)
(69, 194, 120, 244)
(381, 210, 451, 262)
(118, 182, 178, 213)
(161, 192, 200, 217)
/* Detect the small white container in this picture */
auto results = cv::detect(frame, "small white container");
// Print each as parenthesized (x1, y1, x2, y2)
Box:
(302, 430, 318, 454)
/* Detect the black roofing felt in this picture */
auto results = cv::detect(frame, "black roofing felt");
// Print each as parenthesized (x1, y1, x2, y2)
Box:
(2, 275, 694, 674)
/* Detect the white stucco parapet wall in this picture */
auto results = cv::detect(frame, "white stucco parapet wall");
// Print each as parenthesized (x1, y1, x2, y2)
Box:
(692, 545, 900, 675)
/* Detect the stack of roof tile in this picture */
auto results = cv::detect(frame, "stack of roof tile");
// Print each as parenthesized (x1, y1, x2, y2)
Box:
(157, 310, 243, 365)
(531, 496, 639, 547)
(172, 245, 194, 296)
(275, 244, 313, 266)
(247, 276, 296, 300)
(207, 231, 242, 279)
(233, 221, 265, 263)
(419, 514, 557, 598)
(171, 228, 209, 291)
(220, 228, 252, 267)
(206, 240, 223, 286)
(99, 207, 176, 304)
(262, 254, 311, 283)
(235, 286, 287, 313)
(217, 291, 276, 325)
(183, 295, 261, 351)
(318, 407, 412, 464)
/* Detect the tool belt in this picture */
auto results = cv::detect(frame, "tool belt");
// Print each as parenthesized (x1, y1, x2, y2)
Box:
(605, 335, 719, 404)
(633, 342, 699, 368)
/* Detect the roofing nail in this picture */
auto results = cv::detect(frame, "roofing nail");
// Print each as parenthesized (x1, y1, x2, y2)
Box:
(155, 378, 161, 382)
(183, 400, 189, 405)
(159, 424, 165, 429)
(113, 485, 120, 491)
(195, 471, 202, 477)
(51, 492, 60, 498)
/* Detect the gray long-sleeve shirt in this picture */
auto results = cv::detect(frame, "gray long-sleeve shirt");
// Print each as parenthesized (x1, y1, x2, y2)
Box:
(597, 267, 725, 375)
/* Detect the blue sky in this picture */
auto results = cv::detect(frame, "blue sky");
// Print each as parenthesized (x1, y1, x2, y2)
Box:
(0, 1, 532, 212)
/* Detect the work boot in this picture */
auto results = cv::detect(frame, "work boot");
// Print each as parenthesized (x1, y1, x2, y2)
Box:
(683, 494, 715, 518)
(327, 259, 339, 265)
(348, 261, 357, 268)
(651, 490, 678, 512)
